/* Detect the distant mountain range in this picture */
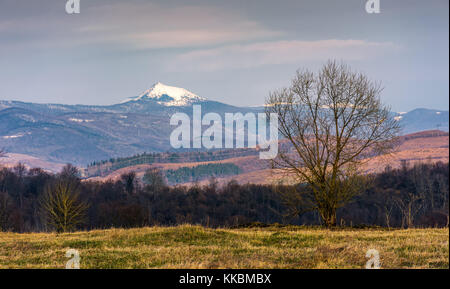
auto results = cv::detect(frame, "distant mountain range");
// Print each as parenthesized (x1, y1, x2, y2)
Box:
(0, 82, 448, 167)
(392, 108, 449, 134)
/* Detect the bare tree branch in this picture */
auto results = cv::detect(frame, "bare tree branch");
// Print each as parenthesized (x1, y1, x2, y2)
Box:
(266, 60, 400, 227)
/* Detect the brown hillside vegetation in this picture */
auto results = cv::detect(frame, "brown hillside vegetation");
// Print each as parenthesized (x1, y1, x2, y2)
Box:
(363, 130, 449, 174)
(87, 155, 267, 182)
(88, 130, 449, 185)
(0, 153, 65, 173)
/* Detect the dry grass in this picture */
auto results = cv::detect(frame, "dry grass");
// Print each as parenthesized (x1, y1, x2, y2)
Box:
(0, 225, 448, 269)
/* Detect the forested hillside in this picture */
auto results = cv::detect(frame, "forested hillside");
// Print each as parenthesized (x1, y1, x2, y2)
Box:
(165, 163, 241, 184)
(86, 149, 257, 178)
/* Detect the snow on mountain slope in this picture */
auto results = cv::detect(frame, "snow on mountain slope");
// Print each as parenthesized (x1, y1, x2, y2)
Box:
(394, 108, 449, 134)
(121, 82, 206, 106)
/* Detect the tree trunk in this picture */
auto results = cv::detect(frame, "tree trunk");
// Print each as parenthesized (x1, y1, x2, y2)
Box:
(320, 207, 337, 227)
(407, 202, 413, 228)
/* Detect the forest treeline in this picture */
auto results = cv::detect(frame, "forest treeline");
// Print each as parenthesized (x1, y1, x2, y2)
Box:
(0, 161, 448, 232)
(165, 163, 241, 184)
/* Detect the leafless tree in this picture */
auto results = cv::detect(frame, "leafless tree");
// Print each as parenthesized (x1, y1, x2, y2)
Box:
(40, 179, 89, 233)
(383, 197, 395, 229)
(60, 163, 80, 180)
(395, 191, 423, 228)
(143, 168, 166, 190)
(266, 60, 400, 227)
(0, 191, 12, 231)
(395, 163, 426, 228)
(121, 172, 138, 195)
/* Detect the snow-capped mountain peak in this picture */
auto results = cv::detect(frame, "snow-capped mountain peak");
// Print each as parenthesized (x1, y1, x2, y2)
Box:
(121, 82, 206, 106)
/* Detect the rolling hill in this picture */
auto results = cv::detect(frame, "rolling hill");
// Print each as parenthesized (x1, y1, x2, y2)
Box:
(86, 130, 449, 185)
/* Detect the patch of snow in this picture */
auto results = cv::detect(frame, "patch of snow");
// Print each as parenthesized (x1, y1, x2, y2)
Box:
(394, 116, 403, 121)
(48, 105, 69, 111)
(398, 112, 407, 115)
(18, 114, 36, 122)
(2, 132, 31, 139)
(436, 111, 441, 115)
(69, 118, 94, 123)
(121, 82, 206, 106)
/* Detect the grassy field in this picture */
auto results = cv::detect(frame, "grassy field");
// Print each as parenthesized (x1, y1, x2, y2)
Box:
(0, 225, 448, 269)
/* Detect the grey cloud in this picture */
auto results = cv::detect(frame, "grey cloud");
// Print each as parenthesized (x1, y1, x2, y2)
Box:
(0, 1, 282, 50)
(167, 39, 400, 71)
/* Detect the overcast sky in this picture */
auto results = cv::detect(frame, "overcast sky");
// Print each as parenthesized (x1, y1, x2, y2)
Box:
(0, 0, 448, 111)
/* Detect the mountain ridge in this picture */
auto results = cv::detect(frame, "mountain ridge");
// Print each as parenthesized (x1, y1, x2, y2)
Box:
(1, 83, 448, 167)
(121, 82, 206, 106)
